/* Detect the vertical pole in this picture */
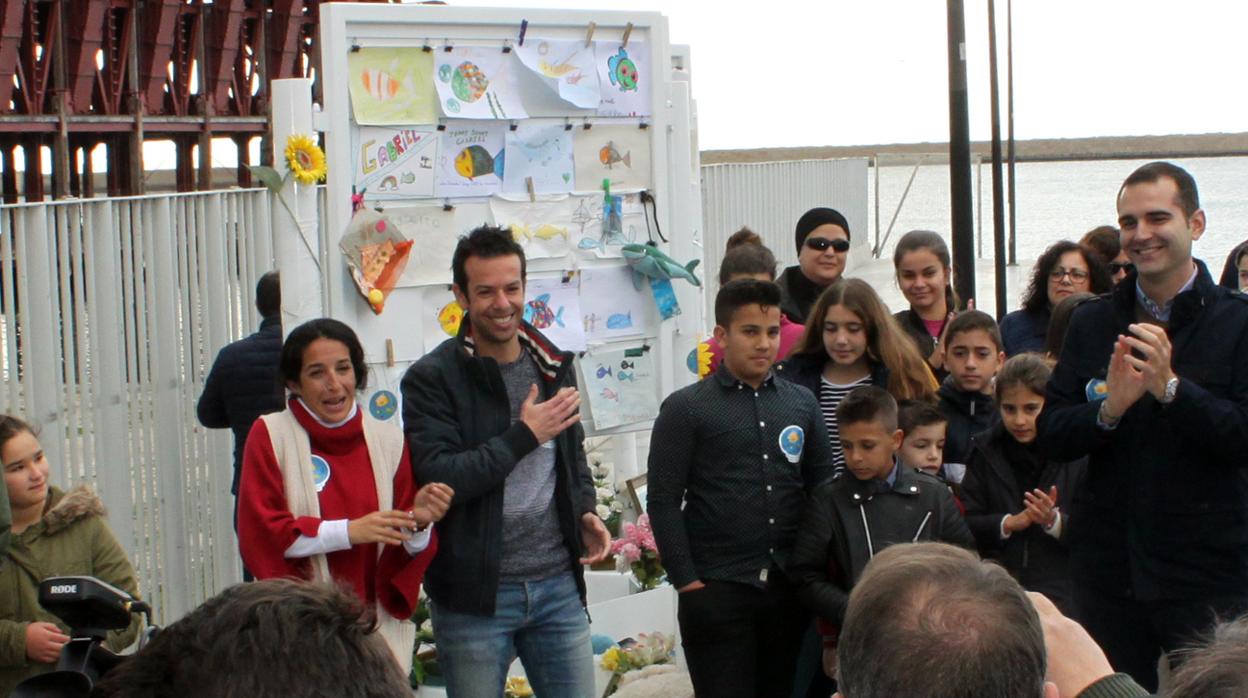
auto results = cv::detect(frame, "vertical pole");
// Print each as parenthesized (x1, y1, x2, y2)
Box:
(987, 0, 1007, 321)
(946, 0, 976, 309)
(1006, 0, 1018, 266)
(270, 78, 322, 330)
(873, 155, 881, 257)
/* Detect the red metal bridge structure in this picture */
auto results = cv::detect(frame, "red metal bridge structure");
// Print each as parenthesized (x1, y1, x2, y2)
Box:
(0, 0, 363, 202)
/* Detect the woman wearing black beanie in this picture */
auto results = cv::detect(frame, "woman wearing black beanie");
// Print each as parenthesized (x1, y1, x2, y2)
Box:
(776, 207, 851, 323)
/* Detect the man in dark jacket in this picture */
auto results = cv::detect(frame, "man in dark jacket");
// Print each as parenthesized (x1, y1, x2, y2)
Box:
(402, 226, 608, 698)
(1038, 162, 1248, 692)
(196, 271, 284, 579)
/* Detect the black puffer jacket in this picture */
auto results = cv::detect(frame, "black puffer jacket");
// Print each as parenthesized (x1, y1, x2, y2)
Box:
(196, 315, 285, 493)
(788, 466, 974, 626)
(937, 374, 997, 467)
(401, 322, 595, 616)
(962, 423, 1086, 613)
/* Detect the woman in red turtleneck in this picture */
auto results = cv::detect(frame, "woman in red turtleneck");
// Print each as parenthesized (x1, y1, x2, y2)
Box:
(237, 318, 453, 672)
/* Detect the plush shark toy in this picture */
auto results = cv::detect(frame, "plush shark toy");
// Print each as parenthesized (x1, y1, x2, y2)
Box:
(621, 242, 702, 291)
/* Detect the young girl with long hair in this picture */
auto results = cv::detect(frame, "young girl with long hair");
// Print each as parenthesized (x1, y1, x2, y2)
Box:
(776, 278, 937, 469)
(892, 230, 959, 380)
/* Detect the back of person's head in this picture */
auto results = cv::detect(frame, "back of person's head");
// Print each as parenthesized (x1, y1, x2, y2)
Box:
(837, 542, 1049, 698)
(255, 271, 281, 318)
(1021, 241, 1112, 314)
(280, 318, 368, 392)
(719, 228, 778, 284)
(898, 399, 945, 435)
(451, 224, 527, 292)
(836, 385, 899, 432)
(1043, 292, 1095, 361)
(1078, 226, 1121, 266)
(1168, 615, 1248, 698)
(994, 353, 1051, 402)
(944, 309, 1004, 353)
(1119, 161, 1200, 219)
(91, 579, 411, 698)
(714, 279, 782, 328)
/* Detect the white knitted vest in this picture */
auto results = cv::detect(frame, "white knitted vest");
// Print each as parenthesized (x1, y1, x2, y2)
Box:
(259, 408, 416, 674)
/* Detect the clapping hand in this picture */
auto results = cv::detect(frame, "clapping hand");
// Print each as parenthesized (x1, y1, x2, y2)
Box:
(1120, 323, 1176, 400)
(1023, 486, 1059, 528)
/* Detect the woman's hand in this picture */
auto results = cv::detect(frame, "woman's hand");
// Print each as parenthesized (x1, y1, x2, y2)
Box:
(26, 621, 69, 663)
(347, 510, 414, 546)
(411, 483, 454, 527)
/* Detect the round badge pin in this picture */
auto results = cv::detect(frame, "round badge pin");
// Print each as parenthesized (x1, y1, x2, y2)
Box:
(778, 425, 805, 464)
(369, 390, 398, 421)
(311, 455, 331, 493)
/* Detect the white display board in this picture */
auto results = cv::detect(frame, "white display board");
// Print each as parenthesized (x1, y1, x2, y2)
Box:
(315, 4, 704, 436)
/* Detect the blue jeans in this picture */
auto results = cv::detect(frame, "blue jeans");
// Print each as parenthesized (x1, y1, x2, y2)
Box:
(430, 572, 594, 698)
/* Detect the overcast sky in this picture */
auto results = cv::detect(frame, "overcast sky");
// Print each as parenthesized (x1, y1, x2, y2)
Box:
(458, 0, 1248, 150)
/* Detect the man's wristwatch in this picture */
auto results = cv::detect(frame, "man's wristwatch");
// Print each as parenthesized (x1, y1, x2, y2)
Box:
(1160, 376, 1179, 405)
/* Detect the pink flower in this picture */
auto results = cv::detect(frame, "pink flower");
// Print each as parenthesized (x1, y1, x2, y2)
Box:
(620, 543, 642, 563)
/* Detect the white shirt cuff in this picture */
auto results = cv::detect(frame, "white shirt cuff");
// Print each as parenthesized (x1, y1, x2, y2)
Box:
(403, 526, 433, 555)
(285, 519, 353, 558)
(1000, 514, 1013, 540)
(1044, 509, 1063, 539)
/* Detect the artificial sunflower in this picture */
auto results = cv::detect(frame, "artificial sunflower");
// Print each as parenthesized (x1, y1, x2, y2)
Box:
(285, 134, 327, 185)
(695, 340, 713, 378)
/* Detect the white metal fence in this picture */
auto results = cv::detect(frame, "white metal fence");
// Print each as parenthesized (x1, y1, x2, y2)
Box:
(700, 158, 870, 315)
(0, 189, 275, 624)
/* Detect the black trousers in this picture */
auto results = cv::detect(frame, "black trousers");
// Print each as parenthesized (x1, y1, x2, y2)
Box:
(677, 575, 810, 698)
(1073, 583, 1248, 693)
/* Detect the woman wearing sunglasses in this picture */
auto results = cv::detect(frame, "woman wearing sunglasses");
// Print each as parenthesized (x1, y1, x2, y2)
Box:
(1000, 240, 1112, 356)
(776, 207, 853, 324)
(1080, 225, 1135, 286)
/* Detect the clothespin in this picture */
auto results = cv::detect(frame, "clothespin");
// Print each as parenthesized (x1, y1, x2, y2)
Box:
(564, 118, 573, 131)
(526, 177, 536, 203)
(437, 123, 447, 131)
(518, 19, 529, 46)
(443, 41, 454, 53)
(585, 22, 597, 47)
(442, 199, 454, 211)
(509, 120, 519, 131)
(638, 121, 649, 130)
(582, 118, 593, 130)
(502, 40, 513, 54)
(422, 41, 433, 53)
(350, 44, 361, 53)
(561, 270, 576, 284)
(621, 23, 634, 48)
(385, 339, 396, 368)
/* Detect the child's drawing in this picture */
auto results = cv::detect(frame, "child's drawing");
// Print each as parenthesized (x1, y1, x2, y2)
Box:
(524, 277, 586, 351)
(579, 266, 655, 342)
(573, 125, 651, 191)
(353, 127, 437, 199)
(347, 48, 438, 125)
(570, 192, 644, 258)
(435, 48, 528, 120)
(503, 124, 574, 195)
(490, 195, 575, 260)
(580, 347, 659, 430)
(516, 38, 601, 109)
(594, 41, 651, 117)
(437, 122, 506, 197)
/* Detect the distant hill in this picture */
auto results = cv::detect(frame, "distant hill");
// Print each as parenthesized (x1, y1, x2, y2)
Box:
(701, 132, 1248, 165)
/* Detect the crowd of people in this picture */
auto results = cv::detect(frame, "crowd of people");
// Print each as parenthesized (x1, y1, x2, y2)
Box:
(1, 160, 1247, 698)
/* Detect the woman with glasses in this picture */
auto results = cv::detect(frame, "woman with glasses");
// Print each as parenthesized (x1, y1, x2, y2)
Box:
(1000, 241, 1112, 356)
(776, 207, 852, 324)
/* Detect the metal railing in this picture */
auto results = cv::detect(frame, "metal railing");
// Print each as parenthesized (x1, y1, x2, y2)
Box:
(0, 189, 275, 624)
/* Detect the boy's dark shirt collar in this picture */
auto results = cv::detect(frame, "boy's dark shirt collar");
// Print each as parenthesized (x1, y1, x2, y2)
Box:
(712, 362, 776, 390)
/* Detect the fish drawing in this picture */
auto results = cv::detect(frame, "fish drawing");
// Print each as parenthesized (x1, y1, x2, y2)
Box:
(596, 365, 613, 379)
(601, 387, 619, 401)
(532, 224, 569, 241)
(606, 312, 632, 330)
(620, 361, 635, 370)
(523, 294, 565, 329)
(360, 68, 402, 101)
(607, 47, 639, 92)
(400, 172, 416, 184)
(455, 145, 505, 180)
(617, 371, 634, 382)
(437, 301, 464, 337)
(451, 61, 490, 103)
(598, 141, 631, 169)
